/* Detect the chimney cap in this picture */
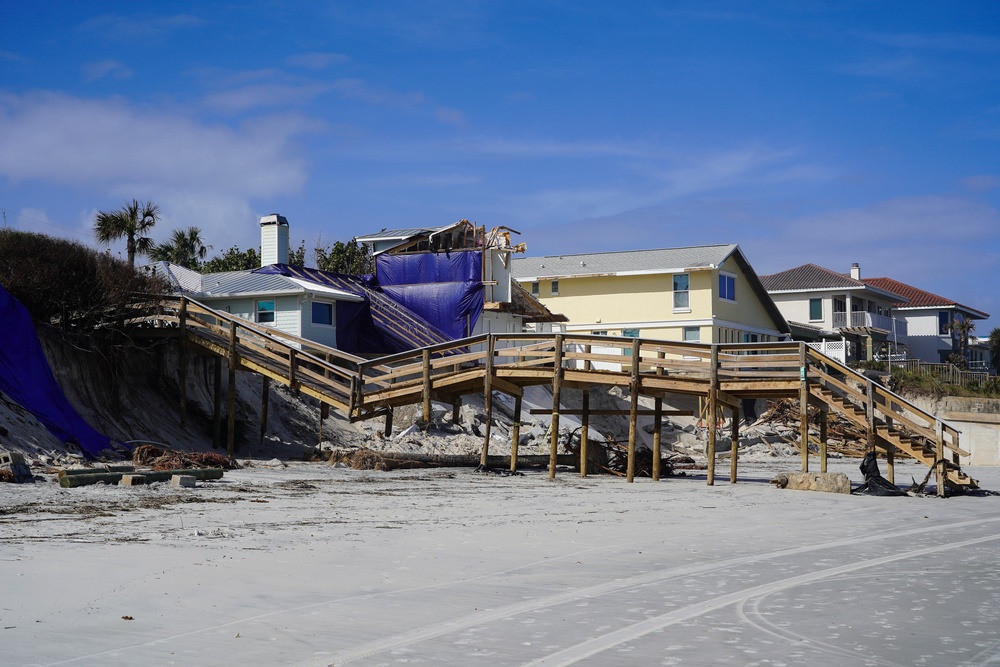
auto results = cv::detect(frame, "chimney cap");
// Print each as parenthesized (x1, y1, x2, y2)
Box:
(259, 213, 289, 227)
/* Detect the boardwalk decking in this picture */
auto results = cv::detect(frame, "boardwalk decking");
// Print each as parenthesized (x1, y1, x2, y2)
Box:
(133, 297, 977, 496)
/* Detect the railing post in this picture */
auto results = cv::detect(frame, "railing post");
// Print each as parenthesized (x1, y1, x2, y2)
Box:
(626, 338, 641, 483)
(548, 335, 564, 480)
(799, 342, 809, 472)
(936, 421, 946, 497)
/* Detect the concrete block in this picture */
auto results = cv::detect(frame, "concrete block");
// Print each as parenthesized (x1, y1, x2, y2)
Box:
(171, 474, 196, 488)
(770, 471, 851, 494)
(119, 474, 146, 486)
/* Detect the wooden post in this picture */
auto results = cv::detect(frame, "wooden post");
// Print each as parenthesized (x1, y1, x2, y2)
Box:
(652, 396, 663, 481)
(510, 394, 522, 472)
(481, 336, 495, 467)
(865, 380, 875, 452)
(548, 335, 564, 480)
(819, 406, 828, 473)
(707, 345, 719, 485)
(452, 397, 461, 425)
(799, 342, 809, 472)
(259, 377, 270, 444)
(422, 348, 432, 424)
(886, 445, 895, 485)
(936, 422, 946, 498)
(626, 338, 641, 483)
(227, 321, 238, 457)
(384, 408, 394, 438)
(319, 403, 329, 445)
(288, 349, 297, 391)
(178, 298, 187, 428)
(730, 403, 739, 483)
(580, 390, 590, 477)
(212, 357, 222, 449)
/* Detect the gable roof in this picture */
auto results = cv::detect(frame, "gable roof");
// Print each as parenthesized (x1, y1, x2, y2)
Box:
(760, 263, 908, 302)
(153, 261, 362, 301)
(511, 244, 739, 280)
(864, 277, 989, 319)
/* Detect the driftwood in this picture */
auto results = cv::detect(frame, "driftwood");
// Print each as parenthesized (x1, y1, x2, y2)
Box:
(132, 444, 238, 471)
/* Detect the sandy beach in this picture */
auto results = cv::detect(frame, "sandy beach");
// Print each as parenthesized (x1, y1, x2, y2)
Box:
(4, 457, 1000, 666)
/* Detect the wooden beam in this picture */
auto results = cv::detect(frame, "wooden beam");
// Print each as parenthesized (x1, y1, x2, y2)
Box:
(422, 348, 432, 424)
(384, 407, 394, 438)
(319, 402, 329, 444)
(227, 321, 238, 458)
(212, 357, 221, 449)
(819, 406, 828, 473)
(528, 408, 693, 416)
(178, 297, 188, 428)
(548, 334, 564, 480)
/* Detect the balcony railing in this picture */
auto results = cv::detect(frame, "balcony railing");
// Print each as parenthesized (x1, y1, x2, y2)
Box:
(832, 311, 907, 339)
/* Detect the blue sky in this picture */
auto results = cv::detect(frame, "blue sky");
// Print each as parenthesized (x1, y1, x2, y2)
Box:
(2, 2, 999, 330)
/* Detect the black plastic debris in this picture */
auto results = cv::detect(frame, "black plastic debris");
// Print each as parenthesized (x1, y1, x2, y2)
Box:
(852, 451, 907, 496)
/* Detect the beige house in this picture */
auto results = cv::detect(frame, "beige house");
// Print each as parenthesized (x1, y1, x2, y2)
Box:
(510, 244, 788, 343)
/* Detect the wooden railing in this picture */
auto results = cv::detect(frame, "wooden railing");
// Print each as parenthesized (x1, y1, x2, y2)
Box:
(890, 359, 991, 388)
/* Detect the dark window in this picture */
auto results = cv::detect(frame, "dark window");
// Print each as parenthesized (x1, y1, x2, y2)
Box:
(719, 274, 736, 301)
(938, 311, 950, 335)
(312, 302, 333, 326)
(809, 298, 823, 321)
(256, 300, 275, 324)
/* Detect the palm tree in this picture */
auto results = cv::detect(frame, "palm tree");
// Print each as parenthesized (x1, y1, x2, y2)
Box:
(93, 199, 160, 270)
(948, 314, 976, 369)
(149, 227, 212, 269)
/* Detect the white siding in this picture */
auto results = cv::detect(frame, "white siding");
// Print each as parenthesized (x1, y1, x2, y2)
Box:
(274, 296, 301, 337)
(300, 298, 338, 349)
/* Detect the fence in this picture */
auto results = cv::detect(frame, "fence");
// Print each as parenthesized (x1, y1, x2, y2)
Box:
(890, 359, 992, 387)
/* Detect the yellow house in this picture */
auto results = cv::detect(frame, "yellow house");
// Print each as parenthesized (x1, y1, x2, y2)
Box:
(511, 244, 788, 343)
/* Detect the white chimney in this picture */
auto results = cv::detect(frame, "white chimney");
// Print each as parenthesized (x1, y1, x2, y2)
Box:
(850, 262, 861, 280)
(260, 214, 289, 266)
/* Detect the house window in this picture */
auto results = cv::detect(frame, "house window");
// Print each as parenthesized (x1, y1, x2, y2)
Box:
(809, 298, 823, 321)
(591, 330, 608, 336)
(311, 301, 333, 327)
(530, 281, 539, 296)
(622, 328, 640, 355)
(673, 274, 690, 310)
(551, 280, 559, 296)
(256, 300, 275, 324)
(719, 273, 736, 302)
(683, 326, 700, 342)
(743, 332, 759, 343)
(938, 311, 950, 336)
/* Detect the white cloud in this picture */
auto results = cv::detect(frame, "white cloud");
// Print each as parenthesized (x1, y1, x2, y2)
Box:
(82, 59, 133, 82)
(203, 82, 333, 113)
(330, 78, 425, 107)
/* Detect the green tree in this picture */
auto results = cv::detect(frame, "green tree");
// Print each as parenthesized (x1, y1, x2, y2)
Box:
(149, 226, 211, 269)
(289, 240, 307, 267)
(315, 238, 373, 275)
(200, 245, 260, 273)
(93, 199, 160, 271)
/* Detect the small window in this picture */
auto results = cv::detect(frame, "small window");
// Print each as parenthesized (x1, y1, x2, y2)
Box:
(743, 332, 759, 343)
(719, 274, 736, 302)
(591, 330, 608, 336)
(683, 326, 700, 342)
(551, 280, 559, 296)
(673, 274, 690, 310)
(256, 300, 275, 324)
(622, 328, 640, 338)
(809, 298, 823, 321)
(530, 281, 539, 296)
(311, 301, 333, 326)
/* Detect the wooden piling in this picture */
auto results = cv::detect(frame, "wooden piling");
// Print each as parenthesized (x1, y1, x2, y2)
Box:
(652, 396, 663, 481)
(799, 343, 809, 472)
(384, 408, 394, 438)
(481, 336, 495, 467)
(730, 403, 739, 483)
(422, 348, 432, 424)
(212, 357, 221, 449)
(227, 321, 238, 457)
(580, 390, 590, 477)
(626, 338, 641, 483)
(548, 335, 564, 480)
(259, 376, 270, 444)
(319, 402, 329, 444)
(178, 298, 187, 428)
(510, 394, 522, 473)
(707, 345, 719, 486)
(819, 406, 828, 473)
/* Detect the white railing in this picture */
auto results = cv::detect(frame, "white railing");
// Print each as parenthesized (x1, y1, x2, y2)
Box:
(832, 312, 907, 339)
(806, 340, 847, 364)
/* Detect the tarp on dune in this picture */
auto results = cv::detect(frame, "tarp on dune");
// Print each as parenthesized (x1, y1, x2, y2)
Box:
(0, 285, 113, 458)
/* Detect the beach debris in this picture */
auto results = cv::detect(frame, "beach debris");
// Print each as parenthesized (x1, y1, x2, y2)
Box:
(0, 451, 34, 483)
(58, 467, 224, 488)
(853, 451, 908, 496)
(132, 444, 238, 471)
(564, 432, 697, 477)
(770, 471, 851, 494)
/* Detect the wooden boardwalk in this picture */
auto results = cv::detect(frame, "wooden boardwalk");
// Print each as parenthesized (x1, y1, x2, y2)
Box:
(134, 297, 977, 496)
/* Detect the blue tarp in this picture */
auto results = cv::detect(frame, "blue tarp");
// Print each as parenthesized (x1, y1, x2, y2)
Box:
(0, 285, 113, 458)
(376, 251, 484, 339)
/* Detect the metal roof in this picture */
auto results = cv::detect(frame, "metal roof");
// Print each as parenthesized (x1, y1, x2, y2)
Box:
(511, 244, 739, 280)
(354, 227, 445, 243)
